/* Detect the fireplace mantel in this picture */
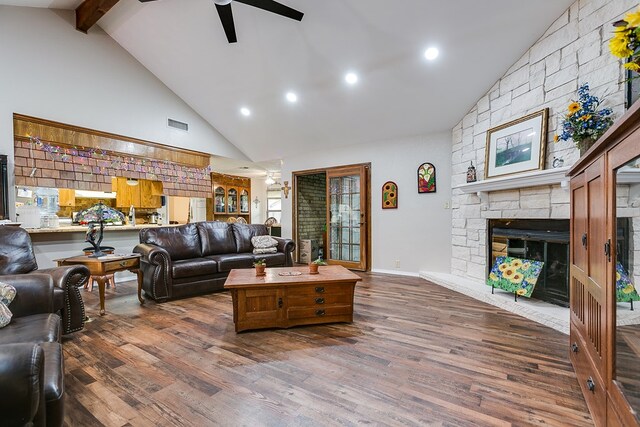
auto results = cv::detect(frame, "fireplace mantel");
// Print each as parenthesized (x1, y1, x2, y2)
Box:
(454, 166, 570, 195)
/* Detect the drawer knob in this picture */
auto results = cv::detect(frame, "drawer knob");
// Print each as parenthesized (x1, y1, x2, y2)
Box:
(586, 377, 596, 392)
(120, 261, 127, 267)
(571, 343, 578, 353)
(315, 309, 325, 317)
(315, 297, 325, 304)
(315, 287, 325, 294)
(278, 297, 283, 308)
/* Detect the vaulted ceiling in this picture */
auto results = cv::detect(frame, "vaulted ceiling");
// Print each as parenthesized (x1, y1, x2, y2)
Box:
(2, 0, 573, 163)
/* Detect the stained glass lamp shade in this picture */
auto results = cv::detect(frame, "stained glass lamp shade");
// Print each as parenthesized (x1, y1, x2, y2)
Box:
(75, 202, 125, 257)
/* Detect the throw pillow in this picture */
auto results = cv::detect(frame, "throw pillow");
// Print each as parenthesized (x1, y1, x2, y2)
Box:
(0, 282, 16, 328)
(251, 235, 278, 250)
(254, 247, 277, 255)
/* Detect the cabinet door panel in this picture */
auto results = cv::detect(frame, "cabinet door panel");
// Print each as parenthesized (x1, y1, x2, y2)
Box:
(571, 174, 588, 272)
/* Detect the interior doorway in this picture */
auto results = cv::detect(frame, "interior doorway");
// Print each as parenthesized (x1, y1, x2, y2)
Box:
(293, 163, 370, 271)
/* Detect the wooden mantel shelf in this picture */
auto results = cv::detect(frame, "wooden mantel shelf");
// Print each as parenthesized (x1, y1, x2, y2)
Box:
(454, 166, 571, 195)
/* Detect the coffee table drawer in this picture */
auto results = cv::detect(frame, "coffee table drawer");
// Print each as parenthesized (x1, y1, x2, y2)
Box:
(288, 293, 351, 308)
(287, 304, 352, 320)
(104, 257, 139, 272)
(288, 283, 352, 297)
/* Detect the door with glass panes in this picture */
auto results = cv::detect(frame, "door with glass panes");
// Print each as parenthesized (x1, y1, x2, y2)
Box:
(326, 165, 368, 271)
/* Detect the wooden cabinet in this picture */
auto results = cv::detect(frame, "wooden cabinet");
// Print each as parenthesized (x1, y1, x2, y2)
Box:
(112, 177, 162, 209)
(0, 155, 7, 220)
(58, 189, 76, 207)
(568, 102, 640, 426)
(211, 172, 251, 222)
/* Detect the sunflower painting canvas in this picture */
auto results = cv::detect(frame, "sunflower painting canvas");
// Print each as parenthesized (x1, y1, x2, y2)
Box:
(382, 181, 398, 209)
(487, 256, 544, 298)
(616, 262, 640, 303)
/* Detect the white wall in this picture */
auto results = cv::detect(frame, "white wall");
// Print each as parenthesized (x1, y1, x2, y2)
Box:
(0, 6, 248, 217)
(281, 133, 452, 275)
(250, 178, 268, 225)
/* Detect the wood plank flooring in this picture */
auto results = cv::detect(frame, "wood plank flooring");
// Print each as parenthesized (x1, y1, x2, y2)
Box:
(63, 273, 592, 426)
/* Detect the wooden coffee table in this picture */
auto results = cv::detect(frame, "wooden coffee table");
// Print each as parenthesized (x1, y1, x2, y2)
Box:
(224, 265, 362, 332)
(55, 254, 143, 316)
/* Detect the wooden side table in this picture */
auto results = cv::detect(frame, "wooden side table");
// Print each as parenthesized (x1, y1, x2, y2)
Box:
(55, 254, 144, 315)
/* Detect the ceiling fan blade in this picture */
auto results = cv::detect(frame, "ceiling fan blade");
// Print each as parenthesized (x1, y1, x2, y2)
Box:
(215, 3, 238, 43)
(138, 0, 159, 2)
(234, 0, 303, 21)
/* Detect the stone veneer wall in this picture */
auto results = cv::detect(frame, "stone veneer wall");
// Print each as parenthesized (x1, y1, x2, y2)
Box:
(13, 140, 212, 198)
(451, 0, 636, 281)
(297, 173, 326, 244)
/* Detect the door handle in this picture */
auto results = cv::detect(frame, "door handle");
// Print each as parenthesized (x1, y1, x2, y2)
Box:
(604, 239, 611, 262)
(278, 297, 283, 308)
(581, 233, 587, 248)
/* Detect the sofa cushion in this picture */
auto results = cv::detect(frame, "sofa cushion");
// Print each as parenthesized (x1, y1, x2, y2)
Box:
(171, 258, 218, 279)
(207, 254, 255, 272)
(0, 226, 38, 275)
(253, 253, 286, 267)
(231, 223, 269, 253)
(41, 342, 64, 427)
(139, 224, 202, 261)
(0, 314, 60, 345)
(197, 222, 237, 256)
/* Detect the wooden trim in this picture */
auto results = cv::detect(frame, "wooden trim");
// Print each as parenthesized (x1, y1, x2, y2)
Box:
(76, 0, 120, 33)
(13, 114, 211, 168)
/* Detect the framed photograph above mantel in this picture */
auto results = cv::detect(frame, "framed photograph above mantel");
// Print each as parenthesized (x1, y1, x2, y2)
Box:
(484, 108, 548, 179)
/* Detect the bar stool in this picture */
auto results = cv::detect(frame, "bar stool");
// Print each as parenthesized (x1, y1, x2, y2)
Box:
(82, 246, 116, 291)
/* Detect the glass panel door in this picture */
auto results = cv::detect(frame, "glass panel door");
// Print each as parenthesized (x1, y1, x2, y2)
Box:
(227, 188, 238, 214)
(240, 189, 249, 214)
(326, 165, 367, 270)
(214, 186, 226, 213)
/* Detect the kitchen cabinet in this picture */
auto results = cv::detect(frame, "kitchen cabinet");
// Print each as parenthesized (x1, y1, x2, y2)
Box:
(211, 172, 251, 222)
(112, 177, 162, 209)
(58, 189, 76, 207)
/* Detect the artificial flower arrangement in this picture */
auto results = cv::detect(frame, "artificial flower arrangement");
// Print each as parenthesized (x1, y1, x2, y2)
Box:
(554, 83, 614, 153)
(609, 7, 640, 72)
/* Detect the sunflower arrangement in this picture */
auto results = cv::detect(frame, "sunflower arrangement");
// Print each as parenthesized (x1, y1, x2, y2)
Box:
(554, 83, 614, 152)
(487, 256, 544, 298)
(610, 7, 640, 72)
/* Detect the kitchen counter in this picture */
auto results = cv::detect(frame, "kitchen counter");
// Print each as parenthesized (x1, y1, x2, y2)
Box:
(25, 223, 183, 234)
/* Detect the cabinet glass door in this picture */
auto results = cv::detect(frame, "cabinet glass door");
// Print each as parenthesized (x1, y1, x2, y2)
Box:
(326, 165, 367, 270)
(614, 154, 640, 422)
(227, 188, 238, 214)
(214, 186, 226, 213)
(240, 189, 250, 214)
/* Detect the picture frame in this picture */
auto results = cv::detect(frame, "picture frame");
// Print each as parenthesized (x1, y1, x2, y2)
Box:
(382, 181, 398, 209)
(484, 108, 548, 179)
(417, 163, 436, 193)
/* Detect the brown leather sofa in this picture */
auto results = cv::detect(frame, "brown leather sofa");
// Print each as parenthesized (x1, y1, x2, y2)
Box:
(0, 226, 89, 334)
(134, 222, 295, 302)
(0, 274, 65, 427)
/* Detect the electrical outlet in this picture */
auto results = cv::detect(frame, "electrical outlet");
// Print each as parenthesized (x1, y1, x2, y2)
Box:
(395, 260, 400, 268)
(444, 201, 450, 209)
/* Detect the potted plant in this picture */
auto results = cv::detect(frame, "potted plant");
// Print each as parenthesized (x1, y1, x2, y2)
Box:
(309, 257, 327, 275)
(254, 259, 266, 276)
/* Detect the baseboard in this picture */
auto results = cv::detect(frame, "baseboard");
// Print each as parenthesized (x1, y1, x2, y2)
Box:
(370, 269, 420, 277)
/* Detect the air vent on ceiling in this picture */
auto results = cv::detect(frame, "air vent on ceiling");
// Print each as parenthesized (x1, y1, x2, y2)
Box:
(168, 118, 189, 132)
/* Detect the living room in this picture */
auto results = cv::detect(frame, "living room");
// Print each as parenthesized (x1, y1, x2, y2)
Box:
(1, 0, 639, 425)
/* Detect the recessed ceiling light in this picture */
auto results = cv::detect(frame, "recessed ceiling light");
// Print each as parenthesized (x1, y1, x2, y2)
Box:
(240, 107, 251, 117)
(424, 47, 439, 61)
(286, 92, 298, 103)
(345, 72, 359, 85)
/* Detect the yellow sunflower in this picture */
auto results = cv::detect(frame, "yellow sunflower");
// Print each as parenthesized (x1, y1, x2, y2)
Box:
(516, 288, 527, 296)
(502, 268, 516, 280)
(498, 263, 509, 272)
(553, 135, 560, 143)
(625, 8, 640, 28)
(521, 262, 531, 271)
(624, 62, 640, 72)
(609, 28, 633, 58)
(568, 102, 581, 115)
(489, 273, 498, 281)
(510, 273, 524, 284)
(510, 259, 523, 269)
(617, 272, 621, 281)
(623, 284, 635, 294)
(528, 277, 538, 285)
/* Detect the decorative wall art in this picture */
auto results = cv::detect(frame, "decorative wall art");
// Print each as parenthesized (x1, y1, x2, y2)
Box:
(615, 262, 640, 304)
(487, 256, 544, 299)
(417, 162, 436, 193)
(466, 161, 477, 183)
(382, 181, 398, 209)
(484, 109, 548, 179)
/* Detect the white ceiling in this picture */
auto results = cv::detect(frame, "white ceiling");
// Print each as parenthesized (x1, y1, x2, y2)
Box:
(2, 0, 573, 164)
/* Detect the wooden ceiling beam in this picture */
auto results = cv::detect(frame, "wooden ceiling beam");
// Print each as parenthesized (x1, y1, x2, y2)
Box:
(76, 0, 120, 33)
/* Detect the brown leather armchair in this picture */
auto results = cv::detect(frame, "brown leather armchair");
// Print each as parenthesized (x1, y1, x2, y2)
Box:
(0, 226, 89, 334)
(0, 274, 65, 427)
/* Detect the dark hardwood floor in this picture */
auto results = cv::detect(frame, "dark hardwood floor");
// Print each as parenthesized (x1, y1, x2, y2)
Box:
(63, 273, 591, 426)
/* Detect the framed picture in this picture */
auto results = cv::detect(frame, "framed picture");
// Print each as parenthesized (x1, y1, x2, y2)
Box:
(382, 181, 397, 209)
(417, 163, 436, 193)
(484, 109, 548, 179)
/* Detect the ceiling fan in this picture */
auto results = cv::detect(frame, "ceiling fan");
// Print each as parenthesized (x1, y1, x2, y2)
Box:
(138, 0, 304, 44)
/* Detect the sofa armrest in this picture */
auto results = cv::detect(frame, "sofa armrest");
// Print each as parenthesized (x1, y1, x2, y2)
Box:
(3, 274, 55, 318)
(0, 343, 46, 426)
(133, 244, 172, 301)
(35, 265, 89, 335)
(273, 237, 295, 267)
